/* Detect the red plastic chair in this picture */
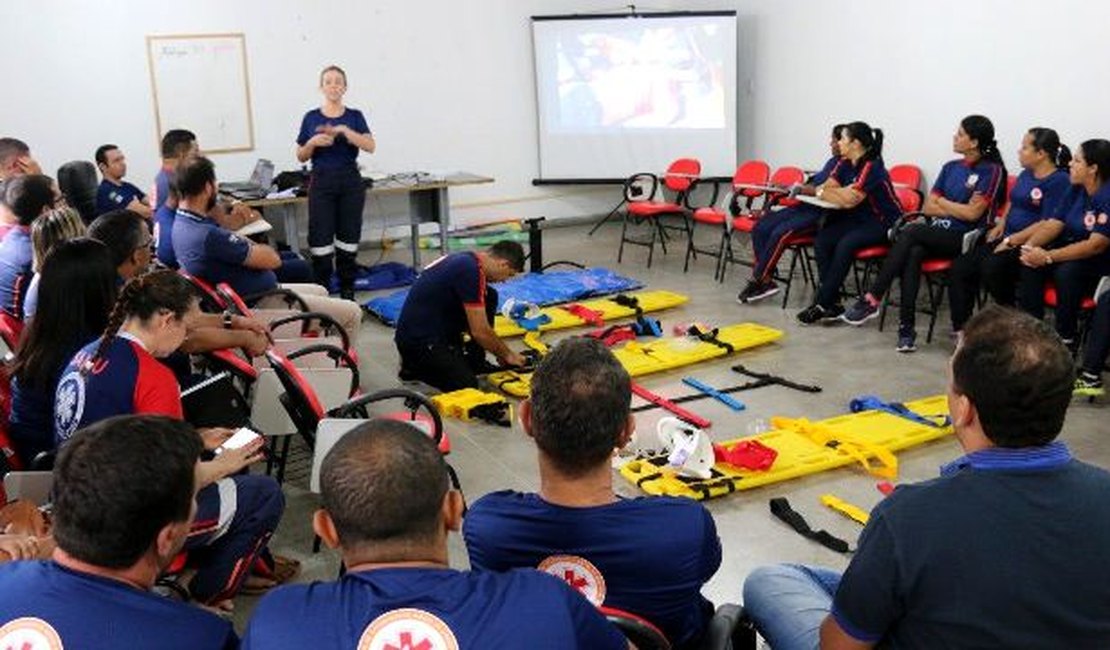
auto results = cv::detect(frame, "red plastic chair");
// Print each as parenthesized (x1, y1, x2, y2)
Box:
(719, 166, 808, 282)
(765, 166, 817, 304)
(685, 160, 770, 280)
(618, 158, 701, 267)
(889, 164, 923, 191)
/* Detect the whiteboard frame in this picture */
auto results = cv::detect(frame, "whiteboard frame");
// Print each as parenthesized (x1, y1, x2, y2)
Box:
(146, 32, 256, 154)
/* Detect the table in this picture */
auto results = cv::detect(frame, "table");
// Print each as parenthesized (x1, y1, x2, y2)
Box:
(242, 172, 494, 269)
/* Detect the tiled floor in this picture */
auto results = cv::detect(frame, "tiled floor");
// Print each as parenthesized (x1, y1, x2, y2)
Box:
(235, 219, 1109, 630)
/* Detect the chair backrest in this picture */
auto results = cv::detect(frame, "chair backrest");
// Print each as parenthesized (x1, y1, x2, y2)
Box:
(768, 166, 806, 208)
(770, 166, 805, 187)
(310, 418, 364, 493)
(0, 312, 23, 352)
(600, 606, 672, 650)
(264, 349, 326, 444)
(733, 160, 771, 198)
(178, 271, 227, 312)
(895, 186, 923, 213)
(56, 160, 98, 224)
(662, 158, 701, 193)
(889, 164, 923, 191)
(215, 282, 255, 317)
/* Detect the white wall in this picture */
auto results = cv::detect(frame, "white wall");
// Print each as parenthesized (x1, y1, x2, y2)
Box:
(722, 0, 1110, 183)
(2, 0, 1108, 239)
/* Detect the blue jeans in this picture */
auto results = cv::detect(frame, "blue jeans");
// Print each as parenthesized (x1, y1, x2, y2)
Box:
(742, 564, 841, 650)
(751, 205, 822, 283)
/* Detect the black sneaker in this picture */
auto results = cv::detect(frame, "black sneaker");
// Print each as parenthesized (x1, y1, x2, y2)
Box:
(821, 303, 845, 322)
(796, 304, 828, 325)
(738, 280, 779, 304)
(736, 280, 760, 304)
(896, 326, 917, 353)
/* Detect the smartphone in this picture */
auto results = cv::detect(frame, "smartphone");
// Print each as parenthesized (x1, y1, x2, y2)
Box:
(214, 427, 263, 456)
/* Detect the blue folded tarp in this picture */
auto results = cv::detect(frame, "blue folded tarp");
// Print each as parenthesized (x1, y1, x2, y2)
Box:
(365, 267, 643, 326)
(328, 262, 418, 294)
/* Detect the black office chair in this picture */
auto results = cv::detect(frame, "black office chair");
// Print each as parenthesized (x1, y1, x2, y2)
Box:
(56, 160, 99, 223)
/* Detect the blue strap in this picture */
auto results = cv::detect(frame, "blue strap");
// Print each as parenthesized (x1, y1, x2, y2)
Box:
(849, 395, 949, 428)
(682, 377, 746, 411)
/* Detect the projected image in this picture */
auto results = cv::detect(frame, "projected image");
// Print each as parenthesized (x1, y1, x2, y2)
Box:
(555, 24, 726, 129)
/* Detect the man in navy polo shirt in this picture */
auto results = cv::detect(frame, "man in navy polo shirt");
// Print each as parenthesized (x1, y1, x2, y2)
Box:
(243, 418, 628, 649)
(172, 155, 362, 344)
(464, 337, 721, 649)
(0, 415, 237, 649)
(742, 306, 1110, 649)
(394, 242, 526, 390)
(95, 144, 152, 218)
(152, 130, 197, 213)
(0, 174, 59, 318)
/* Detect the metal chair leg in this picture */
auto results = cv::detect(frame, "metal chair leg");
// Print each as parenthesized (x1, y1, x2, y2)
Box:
(618, 213, 629, 263)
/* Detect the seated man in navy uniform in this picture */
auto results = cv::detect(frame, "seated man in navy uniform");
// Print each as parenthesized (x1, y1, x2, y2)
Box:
(464, 337, 722, 649)
(0, 415, 238, 649)
(94, 144, 152, 219)
(743, 306, 1110, 649)
(394, 241, 526, 390)
(243, 418, 628, 649)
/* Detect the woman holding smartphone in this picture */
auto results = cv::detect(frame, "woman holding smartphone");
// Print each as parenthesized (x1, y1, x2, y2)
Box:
(296, 65, 376, 299)
(52, 270, 288, 609)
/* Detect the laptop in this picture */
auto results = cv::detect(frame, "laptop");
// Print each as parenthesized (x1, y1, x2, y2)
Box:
(219, 159, 275, 199)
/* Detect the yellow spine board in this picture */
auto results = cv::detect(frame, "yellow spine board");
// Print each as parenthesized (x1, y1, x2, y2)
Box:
(619, 395, 952, 500)
(492, 290, 689, 338)
(490, 323, 784, 398)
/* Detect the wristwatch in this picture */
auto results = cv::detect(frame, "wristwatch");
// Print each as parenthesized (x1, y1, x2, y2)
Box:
(222, 310, 234, 329)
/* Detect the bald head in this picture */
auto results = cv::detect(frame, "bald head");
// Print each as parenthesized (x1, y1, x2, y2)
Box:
(320, 418, 449, 550)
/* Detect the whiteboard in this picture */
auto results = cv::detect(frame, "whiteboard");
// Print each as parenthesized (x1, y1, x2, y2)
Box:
(146, 33, 255, 153)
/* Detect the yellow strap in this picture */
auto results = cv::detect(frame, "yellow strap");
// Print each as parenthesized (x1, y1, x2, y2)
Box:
(771, 417, 899, 480)
(522, 331, 548, 355)
(820, 494, 870, 525)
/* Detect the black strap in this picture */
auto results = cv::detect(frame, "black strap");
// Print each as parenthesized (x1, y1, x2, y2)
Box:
(693, 327, 734, 355)
(471, 403, 511, 427)
(731, 364, 823, 393)
(611, 293, 644, 317)
(769, 497, 852, 554)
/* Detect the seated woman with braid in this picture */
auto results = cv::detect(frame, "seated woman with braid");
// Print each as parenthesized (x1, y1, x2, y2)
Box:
(52, 269, 288, 610)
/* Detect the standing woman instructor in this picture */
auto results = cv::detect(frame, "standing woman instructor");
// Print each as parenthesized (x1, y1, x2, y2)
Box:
(296, 65, 376, 300)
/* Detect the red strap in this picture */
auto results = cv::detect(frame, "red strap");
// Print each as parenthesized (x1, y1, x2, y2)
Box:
(562, 304, 605, 327)
(630, 383, 711, 428)
(714, 440, 777, 471)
